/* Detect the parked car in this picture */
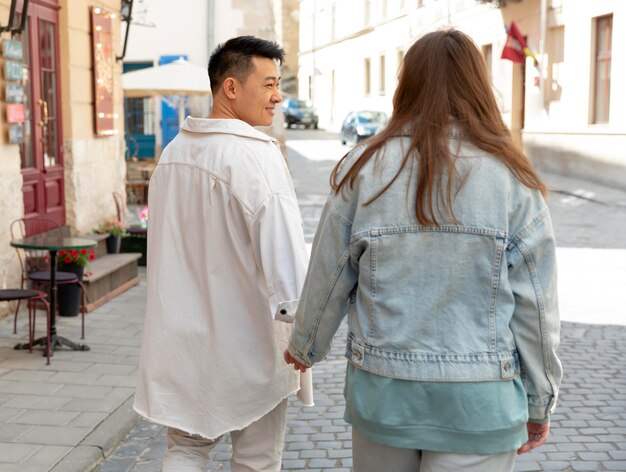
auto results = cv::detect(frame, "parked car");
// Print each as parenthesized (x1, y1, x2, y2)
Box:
(282, 98, 319, 128)
(340, 110, 388, 145)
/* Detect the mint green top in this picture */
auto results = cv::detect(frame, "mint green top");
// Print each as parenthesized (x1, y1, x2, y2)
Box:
(344, 364, 530, 454)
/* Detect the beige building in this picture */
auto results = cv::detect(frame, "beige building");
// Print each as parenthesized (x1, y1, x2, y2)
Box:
(298, 0, 626, 187)
(0, 0, 126, 317)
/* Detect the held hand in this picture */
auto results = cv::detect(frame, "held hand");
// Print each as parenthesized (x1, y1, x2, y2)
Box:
(284, 349, 308, 373)
(517, 421, 550, 455)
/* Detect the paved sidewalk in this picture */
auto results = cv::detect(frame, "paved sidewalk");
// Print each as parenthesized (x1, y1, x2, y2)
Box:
(0, 275, 145, 472)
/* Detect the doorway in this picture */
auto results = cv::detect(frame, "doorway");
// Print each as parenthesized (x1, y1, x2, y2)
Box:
(18, 1, 65, 228)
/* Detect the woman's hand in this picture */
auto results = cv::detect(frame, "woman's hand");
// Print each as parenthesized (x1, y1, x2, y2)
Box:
(517, 421, 550, 454)
(284, 349, 308, 373)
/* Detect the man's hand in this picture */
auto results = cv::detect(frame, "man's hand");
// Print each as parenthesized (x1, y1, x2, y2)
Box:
(517, 421, 550, 454)
(284, 349, 308, 373)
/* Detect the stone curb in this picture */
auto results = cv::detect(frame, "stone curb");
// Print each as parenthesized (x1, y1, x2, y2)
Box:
(51, 396, 140, 472)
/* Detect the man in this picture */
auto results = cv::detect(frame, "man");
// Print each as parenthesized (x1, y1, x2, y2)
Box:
(134, 36, 312, 471)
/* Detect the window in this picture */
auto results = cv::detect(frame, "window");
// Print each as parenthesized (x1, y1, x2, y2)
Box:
(124, 97, 154, 135)
(481, 44, 492, 78)
(546, 26, 564, 102)
(397, 48, 405, 75)
(379, 54, 386, 94)
(592, 15, 612, 123)
(364, 58, 371, 95)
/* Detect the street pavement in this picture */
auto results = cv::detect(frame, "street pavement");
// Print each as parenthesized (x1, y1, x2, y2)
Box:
(1, 129, 625, 471)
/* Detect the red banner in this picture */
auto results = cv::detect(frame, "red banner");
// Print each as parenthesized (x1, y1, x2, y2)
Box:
(501, 21, 527, 64)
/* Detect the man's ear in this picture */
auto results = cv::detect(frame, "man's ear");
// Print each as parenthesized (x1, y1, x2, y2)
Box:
(223, 77, 237, 100)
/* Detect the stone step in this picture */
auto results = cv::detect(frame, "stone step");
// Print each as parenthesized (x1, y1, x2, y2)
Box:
(86, 233, 110, 258)
(82, 253, 142, 312)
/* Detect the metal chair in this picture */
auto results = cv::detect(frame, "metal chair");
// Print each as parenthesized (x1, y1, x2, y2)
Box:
(0, 289, 51, 364)
(10, 217, 88, 340)
(113, 191, 127, 227)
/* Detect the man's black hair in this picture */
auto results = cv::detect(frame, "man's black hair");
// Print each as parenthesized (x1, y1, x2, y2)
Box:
(208, 35, 285, 94)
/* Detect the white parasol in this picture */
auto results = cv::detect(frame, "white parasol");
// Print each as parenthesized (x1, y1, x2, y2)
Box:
(122, 58, 211, 123)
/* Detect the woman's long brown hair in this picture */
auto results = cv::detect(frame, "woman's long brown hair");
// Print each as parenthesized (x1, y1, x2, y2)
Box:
(330, 29, 547, 226)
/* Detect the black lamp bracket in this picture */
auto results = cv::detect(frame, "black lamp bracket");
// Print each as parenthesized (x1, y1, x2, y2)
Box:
(116, 0, 134, 61)
(0, 0, 29, 35)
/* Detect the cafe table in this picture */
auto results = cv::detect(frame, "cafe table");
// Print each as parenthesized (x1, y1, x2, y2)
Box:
(10, 235, 97, 354)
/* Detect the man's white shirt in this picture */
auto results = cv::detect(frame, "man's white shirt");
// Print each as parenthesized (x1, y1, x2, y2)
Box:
(134, 117, 312, 440)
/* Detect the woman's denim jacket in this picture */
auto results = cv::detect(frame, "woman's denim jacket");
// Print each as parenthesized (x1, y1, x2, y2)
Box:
(289, 136, 562, 421)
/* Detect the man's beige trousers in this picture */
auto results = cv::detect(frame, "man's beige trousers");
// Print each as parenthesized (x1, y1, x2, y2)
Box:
(162, 398, 288, 471)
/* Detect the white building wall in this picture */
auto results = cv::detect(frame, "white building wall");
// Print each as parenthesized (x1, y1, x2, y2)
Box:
(299, 0, 508, 131)
(522, 0, 626, 186)
(298, 0, 626, 186)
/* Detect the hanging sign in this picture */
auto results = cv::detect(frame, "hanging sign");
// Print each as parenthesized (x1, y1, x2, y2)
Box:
(7, 103, 25, 123)
(6, 82, 25, 103)
(5, 60, 23, 80)
(2, 39, 23, 60)
(9, 124, 24, 144)
(91, 7, 117, 136)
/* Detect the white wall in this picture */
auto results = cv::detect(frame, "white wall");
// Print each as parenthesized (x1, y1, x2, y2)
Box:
(299, 0, 508, 131)
(124, 0, 210, 66)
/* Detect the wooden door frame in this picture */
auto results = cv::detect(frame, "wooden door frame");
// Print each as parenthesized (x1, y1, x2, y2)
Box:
(20, 0, 65, 227)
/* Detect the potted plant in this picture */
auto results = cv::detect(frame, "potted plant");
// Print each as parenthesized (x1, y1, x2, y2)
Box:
(94, 220, 127, 254)
(57, 249, 95, 317)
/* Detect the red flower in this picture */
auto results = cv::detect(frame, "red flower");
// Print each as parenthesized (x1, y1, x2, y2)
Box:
(58, 247, 94, 268)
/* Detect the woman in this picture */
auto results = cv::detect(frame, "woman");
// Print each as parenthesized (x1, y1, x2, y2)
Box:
(285, 29, 562, 471)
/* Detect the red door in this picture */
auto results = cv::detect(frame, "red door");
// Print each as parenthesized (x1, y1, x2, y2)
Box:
(19, 1, 65, 228)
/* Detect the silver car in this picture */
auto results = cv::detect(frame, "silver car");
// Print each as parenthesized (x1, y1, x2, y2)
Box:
(340, 111, 388, 145)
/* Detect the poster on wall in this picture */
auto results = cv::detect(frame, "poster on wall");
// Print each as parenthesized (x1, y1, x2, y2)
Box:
(3, 39, 23, 60)
(6, 82, 25, 103)
(5, 60, 23, 80)
(7, 103, 25, 123)
(9, 124, 24, 144)
(91, 7, 117, 136)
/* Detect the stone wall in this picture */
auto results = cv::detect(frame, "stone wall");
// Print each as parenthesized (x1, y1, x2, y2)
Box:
(0, 146, 24, 318)
(59, 0, 127, 235)
(0, 2, 24, 317)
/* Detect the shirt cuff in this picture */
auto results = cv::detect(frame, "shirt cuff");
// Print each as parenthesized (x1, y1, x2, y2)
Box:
(274, 299, 299, 323)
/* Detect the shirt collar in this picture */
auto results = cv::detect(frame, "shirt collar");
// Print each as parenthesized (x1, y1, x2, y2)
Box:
(180, 117, 277, 143)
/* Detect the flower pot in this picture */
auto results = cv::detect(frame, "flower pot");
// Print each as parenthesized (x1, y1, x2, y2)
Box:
(106, 234, 122, 254)
(57, 263, 84, 317)
(121, 232, 147, 266)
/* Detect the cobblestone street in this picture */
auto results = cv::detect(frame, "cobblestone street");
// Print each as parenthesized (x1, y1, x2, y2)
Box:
(102, 319, 626, 471)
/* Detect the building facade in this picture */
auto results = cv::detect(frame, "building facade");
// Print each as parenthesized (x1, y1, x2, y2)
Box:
(298, 0, 626, 186)
(0, 0, 126, 316)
